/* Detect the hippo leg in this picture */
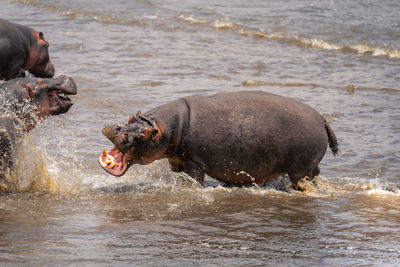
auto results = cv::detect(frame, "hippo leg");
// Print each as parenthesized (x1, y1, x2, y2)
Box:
(183, 160, 205, 185)
(289, 165, 321, 189)
(288, 169, 313, 185)
(312, 166, 320, 178)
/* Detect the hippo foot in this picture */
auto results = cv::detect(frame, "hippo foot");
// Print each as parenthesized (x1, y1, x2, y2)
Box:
(295, 176, 319, 192)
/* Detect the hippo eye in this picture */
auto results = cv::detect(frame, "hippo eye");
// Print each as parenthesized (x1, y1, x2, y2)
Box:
(36, 79, 45, 87)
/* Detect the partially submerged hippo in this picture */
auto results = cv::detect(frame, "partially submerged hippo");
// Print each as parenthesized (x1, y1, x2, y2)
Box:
(0, 76, 77, 181)
(99, 91, 338, 187)
(0, 18, 55, 80)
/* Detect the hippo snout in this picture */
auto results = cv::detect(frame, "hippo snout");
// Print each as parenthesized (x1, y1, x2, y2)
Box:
(30, 60, 55, 78)
(45, 75, 77, 94)
(102, 125, 120, 140)
(44, 61, 55, 78)
(102, 125, 131, 153)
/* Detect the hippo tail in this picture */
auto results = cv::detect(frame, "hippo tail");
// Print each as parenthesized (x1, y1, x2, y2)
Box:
(324, 120, 338, 156)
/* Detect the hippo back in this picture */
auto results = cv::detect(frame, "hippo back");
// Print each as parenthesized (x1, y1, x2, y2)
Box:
(179, 90, 328, 184)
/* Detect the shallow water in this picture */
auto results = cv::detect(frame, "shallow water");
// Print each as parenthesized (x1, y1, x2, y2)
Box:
(0, 0, 399, 265)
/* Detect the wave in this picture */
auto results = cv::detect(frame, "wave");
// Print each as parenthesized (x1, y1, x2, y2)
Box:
(10, 0, 400, 59)
(8, 0, 147, 26)
(242, 80, 321, 88)
(241, 79, 399, 93)
(136, 81, 163, 87)
(177, 15, 400, 59)
(301, 39, 400, 59)
(177, 14, 207, 25)
(92, 172, 400, 203)
(293, 176, 400, 199)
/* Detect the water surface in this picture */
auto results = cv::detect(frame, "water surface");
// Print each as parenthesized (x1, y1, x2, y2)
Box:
(0, 0, 399, 265)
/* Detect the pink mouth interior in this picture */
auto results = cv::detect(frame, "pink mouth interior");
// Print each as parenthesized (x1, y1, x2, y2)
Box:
(98, 147, 130, 176)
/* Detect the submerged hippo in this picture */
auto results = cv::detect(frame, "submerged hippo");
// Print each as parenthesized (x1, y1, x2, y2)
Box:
(0, 76, 77, 181)
(0, 18, 55, 80)
(99, 91, 338, 187)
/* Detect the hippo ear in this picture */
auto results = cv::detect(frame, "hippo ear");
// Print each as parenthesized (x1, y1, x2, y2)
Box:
(37, 32, 49, 48)
(140, 128, 159, 140)
(126, 115, 134, 124)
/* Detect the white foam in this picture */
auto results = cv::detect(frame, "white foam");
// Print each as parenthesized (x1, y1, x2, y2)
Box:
(365, 188, 400, 197)
(213, 20, 235, 29)
(178, 15, 207, 24)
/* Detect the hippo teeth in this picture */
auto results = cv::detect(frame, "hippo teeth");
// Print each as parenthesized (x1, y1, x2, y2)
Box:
(99, 147, 130, 177)
(102, 149, 119, 168)
(58, 93, 71, 101)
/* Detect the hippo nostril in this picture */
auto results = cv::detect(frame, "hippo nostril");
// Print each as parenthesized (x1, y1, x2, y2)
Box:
(102, 125, 120, 140)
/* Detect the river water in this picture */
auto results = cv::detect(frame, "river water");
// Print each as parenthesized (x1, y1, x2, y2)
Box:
(0, 0, 399, 265)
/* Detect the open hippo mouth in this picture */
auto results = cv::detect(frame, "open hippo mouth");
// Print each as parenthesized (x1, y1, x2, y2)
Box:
(98, 116, 159, 177)
(98, 147, 132, 176)
(98, 124, 136, 176)
(49, 90, 73, 113)
(46, 75, 77, 115)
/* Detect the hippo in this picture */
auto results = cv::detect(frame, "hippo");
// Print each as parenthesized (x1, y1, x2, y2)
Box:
(0, 76, 77, 182)
(0, 18, 55, 80)
(99, 91, 338, 187)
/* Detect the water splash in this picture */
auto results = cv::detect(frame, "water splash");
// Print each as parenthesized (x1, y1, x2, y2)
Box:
(12, 135, 57, 192)
(0, 112, 56, 193)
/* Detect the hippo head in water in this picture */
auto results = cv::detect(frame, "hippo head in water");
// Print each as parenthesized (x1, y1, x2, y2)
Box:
(0, 75, 77, 131)
(99, 111, 166, 176)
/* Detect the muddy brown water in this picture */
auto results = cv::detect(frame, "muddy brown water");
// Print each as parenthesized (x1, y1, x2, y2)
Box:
(0, 0, 399, 265)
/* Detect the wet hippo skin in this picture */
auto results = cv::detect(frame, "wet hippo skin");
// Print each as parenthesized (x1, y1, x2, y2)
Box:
(0, 76, 77, 182)
(99, 91, 338, 187)
(0, 18, 55, 80)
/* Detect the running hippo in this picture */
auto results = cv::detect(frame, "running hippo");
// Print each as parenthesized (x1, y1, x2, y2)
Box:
(0, 18, 55, 80)
(99, 91, 338, 187)
(0, 76, 77, 181)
